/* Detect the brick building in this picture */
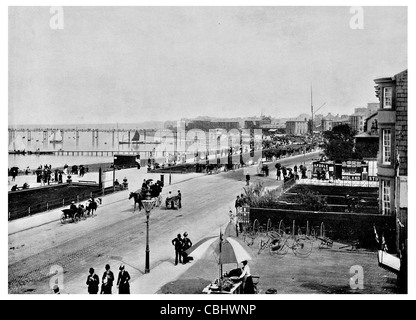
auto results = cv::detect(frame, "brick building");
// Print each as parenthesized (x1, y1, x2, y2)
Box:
(374, 70, 407, 258)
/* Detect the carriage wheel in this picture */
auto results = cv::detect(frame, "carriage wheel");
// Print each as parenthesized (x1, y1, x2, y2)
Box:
(294, 237, 313, 257)
(269, 238, 289, 257)
(60, 214, 66, 224)
(73, 214, 80, 223)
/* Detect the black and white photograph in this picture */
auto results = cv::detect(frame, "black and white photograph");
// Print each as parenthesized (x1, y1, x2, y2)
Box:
(4, 1, 413, 301)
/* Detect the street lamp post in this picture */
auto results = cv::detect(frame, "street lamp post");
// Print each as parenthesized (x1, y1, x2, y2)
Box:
(141, 191, 155, 274)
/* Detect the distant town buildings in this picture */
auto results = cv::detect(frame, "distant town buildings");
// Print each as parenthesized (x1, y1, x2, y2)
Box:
(285, 120, 308, 135)
(186, 120, 240, 132)
(321, 118, 333, 131)
(332, 118, 350, 128)
(350, 114, 366, 133)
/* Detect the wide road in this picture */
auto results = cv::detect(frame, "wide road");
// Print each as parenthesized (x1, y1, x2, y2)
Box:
(8, 151, 320, 294)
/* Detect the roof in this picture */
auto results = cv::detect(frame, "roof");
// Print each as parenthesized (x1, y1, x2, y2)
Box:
(355, 132, 378, 139)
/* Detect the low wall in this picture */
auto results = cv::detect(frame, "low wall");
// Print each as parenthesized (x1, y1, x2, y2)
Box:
(8, 182, 109, 221)
(250, 208, 396, 251)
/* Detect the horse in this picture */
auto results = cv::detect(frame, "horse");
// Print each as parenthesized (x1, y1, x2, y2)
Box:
(85, 198, 102, 216)
(129, 191, 144, 212)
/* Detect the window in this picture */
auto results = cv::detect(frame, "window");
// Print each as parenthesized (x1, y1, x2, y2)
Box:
(381, 180, 391, 215)
(383, 87, 392, 109)
(382, 129, 392, 165)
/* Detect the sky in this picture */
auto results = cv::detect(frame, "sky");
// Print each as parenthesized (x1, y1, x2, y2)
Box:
(8, 6, 407, 126)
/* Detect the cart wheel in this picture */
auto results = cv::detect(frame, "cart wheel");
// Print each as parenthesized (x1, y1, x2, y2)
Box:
(294, 237, 313, 257)
(73, 214, 79, 223)
(60, 214, 66, 224)
(269, 238, 289, 256)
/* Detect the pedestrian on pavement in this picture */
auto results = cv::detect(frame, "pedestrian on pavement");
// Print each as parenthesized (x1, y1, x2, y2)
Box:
(86, 267, 100, 294)
(172, 234, 183, 265)
(177, 190, 182, 209)
(240, 194, 246, 206)
(276, 169, 281, 180)
(101, 264, 114, 294)
(181, 232, 193, 264)
(117, 265, 131, 294)
(235, 195, 241, 214)
(246, 174, 250, 186)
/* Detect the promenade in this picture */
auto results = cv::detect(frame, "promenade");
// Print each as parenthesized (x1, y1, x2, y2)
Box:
(8, 150, 396, 295)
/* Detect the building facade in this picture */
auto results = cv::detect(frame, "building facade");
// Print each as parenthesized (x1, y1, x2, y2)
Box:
(349, 114, 366, 134)
(374, 70, 407, 258)
(285, 120, 308, 135)
(321, 118, 333, 132)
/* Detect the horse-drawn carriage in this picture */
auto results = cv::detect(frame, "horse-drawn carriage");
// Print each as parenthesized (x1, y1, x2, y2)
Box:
(129, 180, 164, 212)
(61, 207, 85, 223)
(60, 198, 102, 224)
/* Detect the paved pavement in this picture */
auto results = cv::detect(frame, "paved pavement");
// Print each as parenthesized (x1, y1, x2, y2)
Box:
(8, 151, 320, 294)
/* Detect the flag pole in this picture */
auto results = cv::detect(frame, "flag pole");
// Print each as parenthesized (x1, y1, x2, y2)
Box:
(219, 229, 223, 289)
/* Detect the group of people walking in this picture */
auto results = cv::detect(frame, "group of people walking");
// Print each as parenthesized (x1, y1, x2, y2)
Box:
(86, 264, 131, 294)
(275, 164, 307, 181)
(171, 232, 193, 265)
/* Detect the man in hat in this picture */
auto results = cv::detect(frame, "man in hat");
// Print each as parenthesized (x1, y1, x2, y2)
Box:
(142, 179, 148, 190)
(181, 232, 192, 264)
(86, 267, 100, 294)
(177, 190, 182, 209)
(171, 234, 183, 265)
(101, 264, 114, 294)
(117, 265, 131, 294)
(70, 201, 77, 212)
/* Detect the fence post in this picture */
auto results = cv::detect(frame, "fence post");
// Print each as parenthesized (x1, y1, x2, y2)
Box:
(46, 202, 49, 211)
(28, 207, 31, 216)
(9, 212, 10, 220)
(63, 199, 65, 207)
(77, 195, 79, 203)
(90, 192, 93, 198)
(306, 220, 310, 236)
(292, 220, 295, 238)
